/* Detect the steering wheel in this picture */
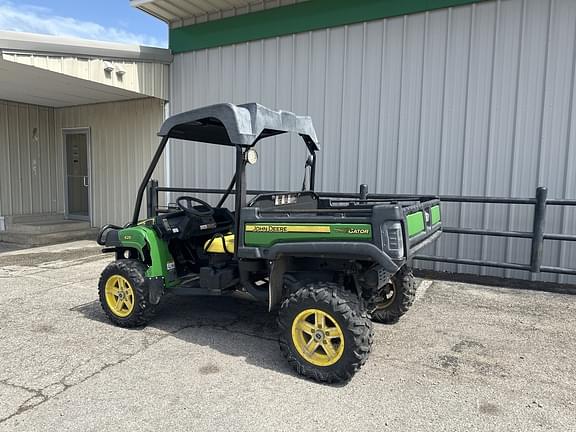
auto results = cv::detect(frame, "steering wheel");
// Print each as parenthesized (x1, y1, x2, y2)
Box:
(176, 196, 215, 217)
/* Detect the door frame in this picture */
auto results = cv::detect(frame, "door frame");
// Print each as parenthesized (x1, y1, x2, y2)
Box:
(63, 127, 92, 223)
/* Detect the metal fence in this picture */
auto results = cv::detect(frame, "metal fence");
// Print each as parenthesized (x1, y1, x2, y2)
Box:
(146, 181, 576, 277)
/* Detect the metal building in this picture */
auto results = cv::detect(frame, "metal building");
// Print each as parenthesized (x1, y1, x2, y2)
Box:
(132, 0, 576, 283)
(0, 31, 171, 244)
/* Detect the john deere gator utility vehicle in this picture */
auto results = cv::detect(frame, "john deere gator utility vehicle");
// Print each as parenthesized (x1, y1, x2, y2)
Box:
(97, 103, 442, 383)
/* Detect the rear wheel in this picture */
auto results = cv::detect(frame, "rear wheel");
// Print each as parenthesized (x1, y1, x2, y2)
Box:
(370, 265, 416, 324)
(98, 259, 156, 327)
(278, 281, 373, 383)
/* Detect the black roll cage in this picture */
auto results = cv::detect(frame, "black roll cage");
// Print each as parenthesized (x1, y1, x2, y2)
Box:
(131, 103, 319, 227)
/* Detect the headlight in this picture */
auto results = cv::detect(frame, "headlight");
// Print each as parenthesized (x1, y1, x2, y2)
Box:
(382, 222, 404, 259)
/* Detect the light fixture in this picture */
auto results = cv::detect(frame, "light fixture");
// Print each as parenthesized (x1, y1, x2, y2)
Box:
(245, 148, 258, 165)
(116, 65, 126, 76)
(103, 61, 114, 72)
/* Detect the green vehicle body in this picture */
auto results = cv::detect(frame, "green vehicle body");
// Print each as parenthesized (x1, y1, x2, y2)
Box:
(114, 226, 174, 281)
(114, 222, 373, 280)
(243, 223, 373, 247)
(111, 207, 441, 294)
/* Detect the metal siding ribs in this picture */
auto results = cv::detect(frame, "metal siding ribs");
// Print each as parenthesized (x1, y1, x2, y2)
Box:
(169, 0, 576, 283)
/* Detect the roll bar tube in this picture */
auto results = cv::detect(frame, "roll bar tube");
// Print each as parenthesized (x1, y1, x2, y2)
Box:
(234, 145, 246, 257)
(132, 135, 317, 226)
(309, 152, 316, 191)
(132, 136, 169, 225)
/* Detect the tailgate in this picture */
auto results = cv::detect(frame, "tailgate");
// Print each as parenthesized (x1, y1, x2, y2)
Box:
(403, 198, 442, 254)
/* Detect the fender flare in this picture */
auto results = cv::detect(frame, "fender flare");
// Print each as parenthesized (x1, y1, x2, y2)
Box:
(266, 242, 399, 311)
(101, 227, 147, 262)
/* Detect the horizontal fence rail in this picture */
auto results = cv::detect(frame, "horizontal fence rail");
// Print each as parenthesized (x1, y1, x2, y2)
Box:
(146, 181, 576, 277)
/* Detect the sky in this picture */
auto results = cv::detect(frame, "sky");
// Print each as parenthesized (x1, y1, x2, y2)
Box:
(0, 0, 168, 47)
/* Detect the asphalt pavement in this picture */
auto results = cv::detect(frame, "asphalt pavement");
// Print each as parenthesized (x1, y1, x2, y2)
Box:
(0, 241, 574, 431)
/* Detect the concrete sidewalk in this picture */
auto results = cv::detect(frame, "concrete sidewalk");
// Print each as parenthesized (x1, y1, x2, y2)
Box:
(0, 241, 575, 431)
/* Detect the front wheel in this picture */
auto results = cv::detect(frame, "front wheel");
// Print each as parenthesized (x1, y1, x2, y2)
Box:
(370, 265, 416, 324)
(98, 259, 156, 327)
(278, 281, 373, 383)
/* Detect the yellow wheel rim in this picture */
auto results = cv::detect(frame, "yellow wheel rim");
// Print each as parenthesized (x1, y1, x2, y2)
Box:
(104, 275, 135, 318)
(291, 309, 345, 367)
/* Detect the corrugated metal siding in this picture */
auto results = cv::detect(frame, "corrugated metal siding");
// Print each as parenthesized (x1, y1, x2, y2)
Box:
(54, 98, 166, 227)
(2, 52, 169, 101)
(0, 100, 61, 216)
(170, 0, 576, 283)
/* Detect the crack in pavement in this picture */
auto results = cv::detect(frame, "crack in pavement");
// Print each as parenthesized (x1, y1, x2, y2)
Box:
(0, 378, 47, 421)
(0, 318, 276, 425)
(0, 337, 159, 425)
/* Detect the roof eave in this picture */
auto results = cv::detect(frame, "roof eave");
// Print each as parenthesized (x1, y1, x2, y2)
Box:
(130, 0, 173, 24)
(0, 30, 172, 63)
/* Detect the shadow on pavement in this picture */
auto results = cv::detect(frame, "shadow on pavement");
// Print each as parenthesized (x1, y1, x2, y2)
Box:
(71, 295, 341, 385)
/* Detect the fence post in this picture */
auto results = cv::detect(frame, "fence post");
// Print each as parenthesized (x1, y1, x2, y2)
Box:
(530, 186, 548, 272)
(146, 179, 158, 218)
(359, 184, 368, 203)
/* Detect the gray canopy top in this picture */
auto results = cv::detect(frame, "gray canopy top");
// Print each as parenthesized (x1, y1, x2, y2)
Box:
(158, 102, 319, 152)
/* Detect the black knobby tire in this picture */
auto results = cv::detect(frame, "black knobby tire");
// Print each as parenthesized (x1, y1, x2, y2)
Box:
(371, 265, 416, 324)
(98, 259, 156, 327)
(278, 281, 374, 383)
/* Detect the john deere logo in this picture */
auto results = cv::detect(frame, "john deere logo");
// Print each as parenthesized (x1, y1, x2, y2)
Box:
(123, 235, 132, 240)
(245, 224, 330, 233)
(251, 225, 288, 233)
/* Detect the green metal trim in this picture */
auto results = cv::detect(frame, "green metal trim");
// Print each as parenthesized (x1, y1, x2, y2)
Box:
(406, 212, 425, 238)
(118, 227, 147, 255)
(244, 223, 372, 247)
(170, 0, 485, 53)
(430, 205, 441, 225)
(118, 226, 174, 280)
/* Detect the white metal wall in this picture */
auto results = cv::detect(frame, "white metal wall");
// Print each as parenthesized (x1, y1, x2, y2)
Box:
(54, 98, 166, 228)
(0, 100, 60, 216)
(2, 52, 169, 101)
(170, 0, 576, 283)
(1, 98, 165, 228)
